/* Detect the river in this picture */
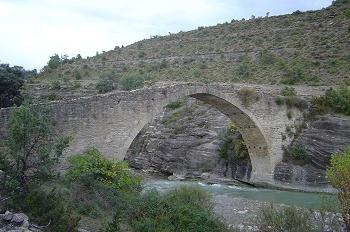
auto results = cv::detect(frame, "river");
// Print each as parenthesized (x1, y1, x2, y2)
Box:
(143, 177, 324, 209)
(142, 175, 333, 230)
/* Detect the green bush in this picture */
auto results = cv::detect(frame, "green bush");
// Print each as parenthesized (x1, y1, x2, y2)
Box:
(63, 75, 70, 83)
(165, 99, 183, 109)
(260, 50, 276, 65)
(172, 124, 183, 134)
(275, 97, 285, 106)
(326, 147, 350, 231)
(119, 75, 144, 91)
(235, 61, 251, 77)
(255, 203, 313, 231)
(138, 51, 146, 58)
(332, 0, 350, 6)
(10, 189, 80, 232)
(280, 86, 297, 97)
(311, 95, 328, 115)
(285, 142, 310, 165)
(64, 147, 143, 221)
(105, 185, 227, 232)
(325, 85, 350, 115)
(161, 111, 184, 125)
(66, 147, 142, 193)
(73, 69, 82, 80)
(217, 122, 249, 163)
(95, 79, 113, 93)
(278, 86, 301, 107)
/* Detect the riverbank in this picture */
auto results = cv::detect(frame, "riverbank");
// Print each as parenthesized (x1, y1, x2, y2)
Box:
(142, 172, 344, 231)
(212, 195, 264, 231)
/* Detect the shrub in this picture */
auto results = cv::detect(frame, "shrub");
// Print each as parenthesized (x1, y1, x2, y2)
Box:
(51, 80, 61, 90)
(105, 186, 226, 232)
(165, 99, 183, 109)
(284, 142, 310, 165)
(138, 51, 146, 58)
(325, 85, 350, 115)
(99, 70, 118, 82)
(95, 79, 113, 93)
(73, 81, 81, 89)
(47, 92, 61, 101)
(62, 75, 70, 83)
(161, 109, 187, 125)
(172, 124, 183, 134)
(326, 147, 350, 231)
(260, 50, 276, 65)
(235, 61, 251, 77)
(280, 86, 297, 97)
(332, 0, 350, 6)
(292, 10, 303, 15)
(10, 189, 80, 232)
(217, 122, 249, 164)
(275, 97, 285, 106)
(2, 97, 71, 191)
(255, 203, 313, 231)
(73, 69, 82, 80)
(119, 75, 144, 91)
(279, 86, 299, 107)
(237, 87, 260, 106)
(311, 95, 328, 115)
(66, 147, 142, 193)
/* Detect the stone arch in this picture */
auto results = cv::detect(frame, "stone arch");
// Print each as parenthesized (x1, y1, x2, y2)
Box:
(123, 85, 273, 185)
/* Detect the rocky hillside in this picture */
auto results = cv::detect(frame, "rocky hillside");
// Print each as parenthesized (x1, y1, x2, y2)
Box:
(32, 2, 350, 97)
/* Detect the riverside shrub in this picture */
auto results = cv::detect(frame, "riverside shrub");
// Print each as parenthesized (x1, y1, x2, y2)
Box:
(326, 147, 350, 231)
(10, 189, 80, 232)
(105, 185, 227, 232)
(66, 147, 142, 193)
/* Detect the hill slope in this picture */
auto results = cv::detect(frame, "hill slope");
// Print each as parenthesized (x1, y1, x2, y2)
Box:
(35, 2, 350, 95)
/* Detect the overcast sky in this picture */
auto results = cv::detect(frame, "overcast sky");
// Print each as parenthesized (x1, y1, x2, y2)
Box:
(0, 0, 332, 71)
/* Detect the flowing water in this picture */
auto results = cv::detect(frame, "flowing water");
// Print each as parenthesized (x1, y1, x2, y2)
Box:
(143, 177, 325, 209)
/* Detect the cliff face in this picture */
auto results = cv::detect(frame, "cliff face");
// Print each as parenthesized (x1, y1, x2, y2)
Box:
(125, 98, 350, 190)
(273, 115, 350, 190)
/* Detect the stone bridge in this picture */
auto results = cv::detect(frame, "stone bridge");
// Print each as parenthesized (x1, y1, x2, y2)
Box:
(0, 82, 321, 187)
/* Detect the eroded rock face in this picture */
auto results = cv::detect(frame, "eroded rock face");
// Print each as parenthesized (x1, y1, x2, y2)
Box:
(298, 116, 350, 169)
(274, 115, 350, 191)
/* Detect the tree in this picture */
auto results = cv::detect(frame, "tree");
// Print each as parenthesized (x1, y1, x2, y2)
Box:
(95, 79, 113, 93)
(73, 69, 82, 80)
(119, 75, 144, 91)
(1, 97, 71, 191)
(326, 147, 350, 231)
(0, 63, 25, 108)
(47, 54, 61, 69)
